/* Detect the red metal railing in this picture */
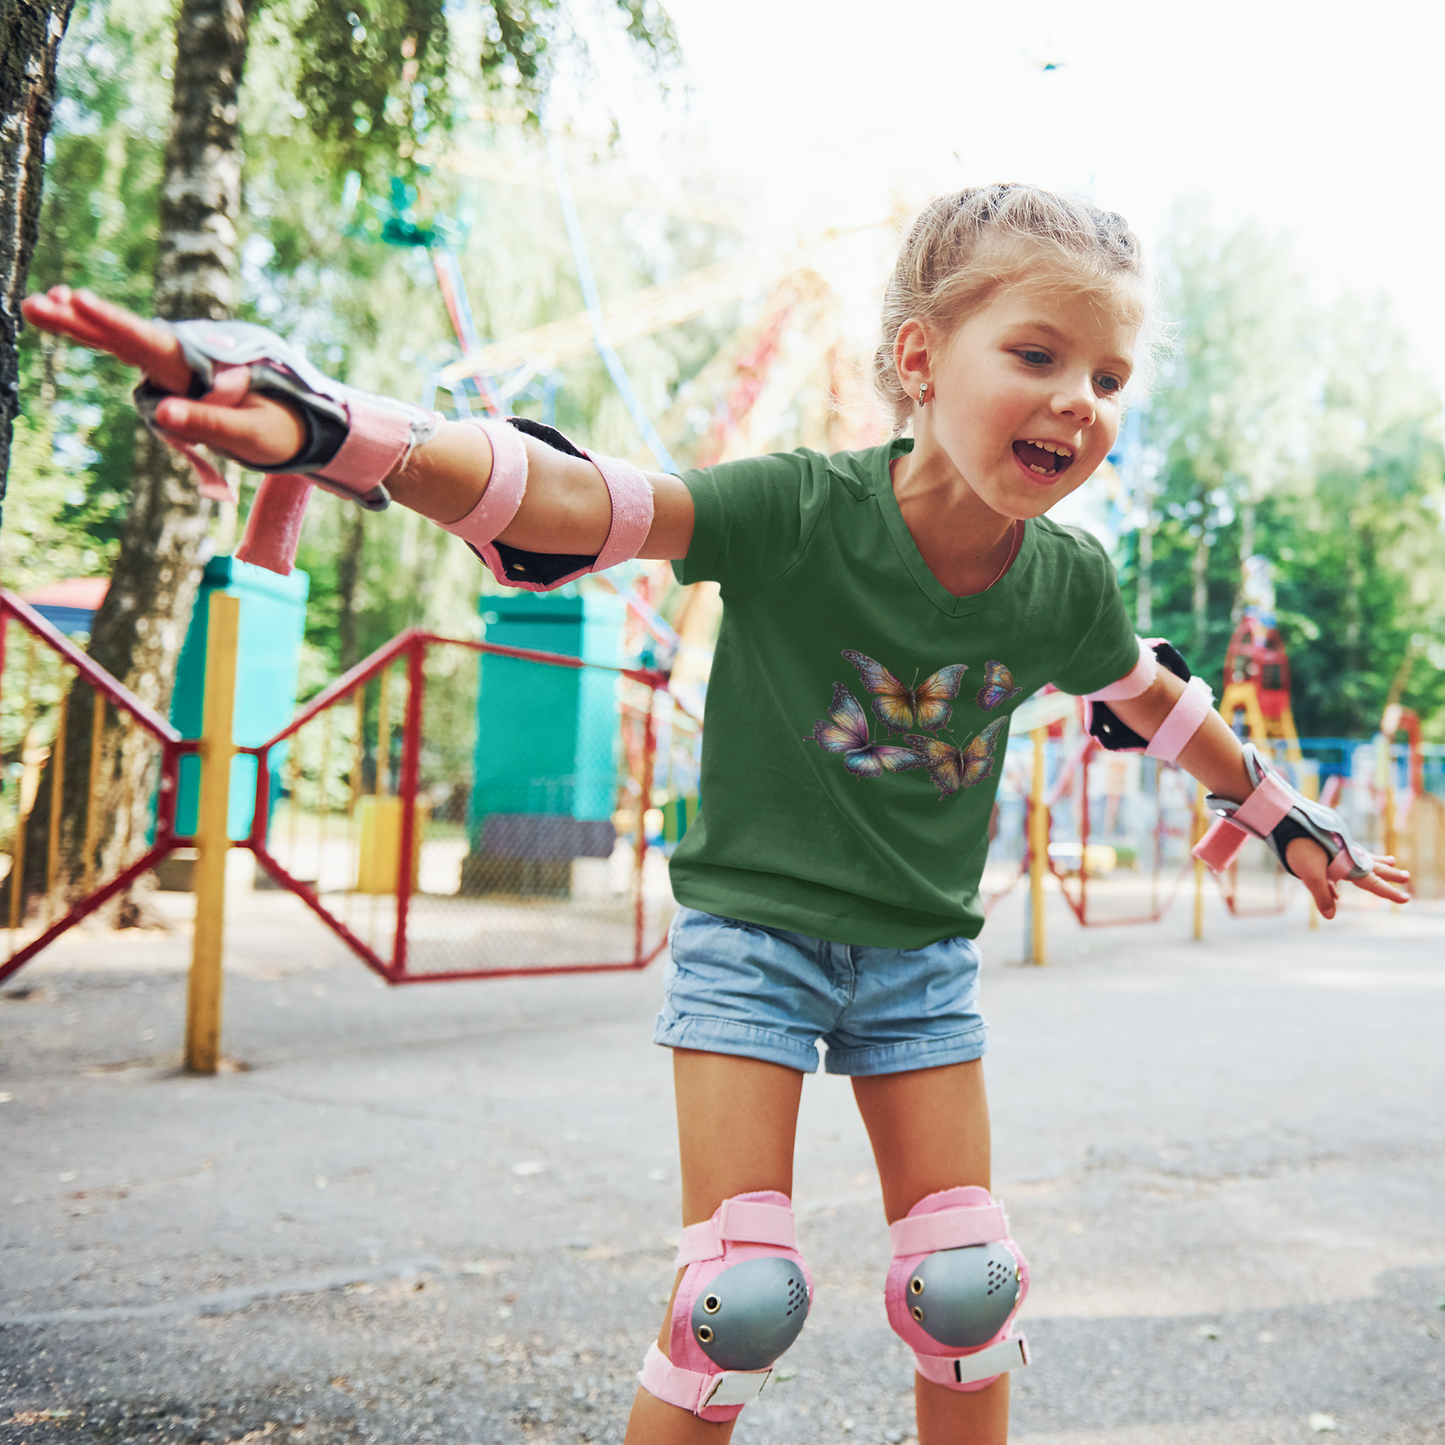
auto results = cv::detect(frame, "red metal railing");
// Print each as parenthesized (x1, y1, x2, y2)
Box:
(0, 589, 196, 982)
(242, 627, 684, 984)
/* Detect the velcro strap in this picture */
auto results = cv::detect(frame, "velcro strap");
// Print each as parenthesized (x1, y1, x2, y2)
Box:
(235, 475, 314, 576)
(583, 449, 654, 572)
(1085, 637, 1160, 702)
(1230, 769, 1295, 836)
(1145, 675, 1214, 762)
(443, 419, 530, 549)
(637, 1342, 770, 1413)
(912, 1333, 1030, 1388)
(1191, 816, 1251, 873)
(674, 1199, 798, 1266)
(1326, 846, 1359, 881)
(889, 1203, 1007, 1258)
(317, 397, 416, 493)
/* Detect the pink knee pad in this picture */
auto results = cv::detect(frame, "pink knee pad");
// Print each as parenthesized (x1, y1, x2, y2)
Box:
(637, 1190, 811, 1422)
(886, 1186, 1030, 1392)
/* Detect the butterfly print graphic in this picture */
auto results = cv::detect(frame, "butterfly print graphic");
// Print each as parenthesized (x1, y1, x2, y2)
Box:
(975, 660, 1024, 712)
(906, 718, 1008, 799)
(842, 650, 968, 733)
(808, 684, 928, 778)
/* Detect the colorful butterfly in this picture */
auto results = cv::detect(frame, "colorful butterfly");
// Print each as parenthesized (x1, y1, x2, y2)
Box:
(975, 660, 1024, 712)
(906, 718, 1008, 799)
(842, 651, 968, 733)
(808, 684, 928, 778)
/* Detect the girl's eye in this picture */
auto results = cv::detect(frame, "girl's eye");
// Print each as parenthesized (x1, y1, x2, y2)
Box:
(1095, 374, 1122, 395)
(1018, 349, 1051, 366)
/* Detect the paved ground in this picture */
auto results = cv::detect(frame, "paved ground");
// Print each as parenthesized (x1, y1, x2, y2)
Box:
(2, 880, 1443, 1445)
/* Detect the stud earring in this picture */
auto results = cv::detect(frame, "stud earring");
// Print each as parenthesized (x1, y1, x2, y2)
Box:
(918, 382, 929, 406)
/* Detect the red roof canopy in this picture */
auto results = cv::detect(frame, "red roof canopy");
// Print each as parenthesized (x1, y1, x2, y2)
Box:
(19, 578, 109, 609)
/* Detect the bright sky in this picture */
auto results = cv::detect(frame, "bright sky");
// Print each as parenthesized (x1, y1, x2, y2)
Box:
(585, 0, 1445, 394)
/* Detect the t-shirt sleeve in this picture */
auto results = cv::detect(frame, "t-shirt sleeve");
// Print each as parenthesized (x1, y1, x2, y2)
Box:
(672, 450, 824, 597)
(1049, 537, 1142, 696)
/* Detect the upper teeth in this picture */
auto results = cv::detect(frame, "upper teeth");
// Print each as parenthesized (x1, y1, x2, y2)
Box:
(1028, 440, 1072, 456)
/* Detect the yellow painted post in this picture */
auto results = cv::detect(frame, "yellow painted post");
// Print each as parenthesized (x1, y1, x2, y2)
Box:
(1029, 726, 1048, 966)
(1300, 767, 1321, 929)
(10, 636, 38, 937)
(375, 665, 392, 798)
(185, 592, 240, 1075)
(46, 691, 68, 922)
(346, 685, 364, 926)
(1192, 781, 1207, 941)
(83, 692, 105, 895)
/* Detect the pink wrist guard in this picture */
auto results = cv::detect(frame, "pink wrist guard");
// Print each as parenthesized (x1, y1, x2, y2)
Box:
(135, 319, 442, 576)
(1193, 742, 1375, 881)
(439, 417, 654, 590)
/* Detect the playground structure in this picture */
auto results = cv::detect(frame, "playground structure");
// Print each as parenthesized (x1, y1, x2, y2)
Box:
(5, 144, 1442, 1061)
(3, 575, 1442, 1068)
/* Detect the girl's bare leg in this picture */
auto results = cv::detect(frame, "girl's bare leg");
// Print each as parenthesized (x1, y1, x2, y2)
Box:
(623, 1049, 805, 1444)
(853, 1060, 1010, 1445)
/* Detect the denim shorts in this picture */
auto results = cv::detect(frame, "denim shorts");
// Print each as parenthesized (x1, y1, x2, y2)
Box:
(653, 907, 989, 1076)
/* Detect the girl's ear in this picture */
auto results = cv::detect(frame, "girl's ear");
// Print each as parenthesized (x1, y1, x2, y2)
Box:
(894, 318, 932, 402)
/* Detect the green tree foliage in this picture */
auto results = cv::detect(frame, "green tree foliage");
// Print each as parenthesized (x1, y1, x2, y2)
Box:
(1120, 213, 1445, 737)
(7, 0, 169, 590)
(289, 0, 677, 181)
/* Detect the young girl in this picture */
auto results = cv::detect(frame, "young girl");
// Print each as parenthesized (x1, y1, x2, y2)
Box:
(25, 183, 1408, 1444)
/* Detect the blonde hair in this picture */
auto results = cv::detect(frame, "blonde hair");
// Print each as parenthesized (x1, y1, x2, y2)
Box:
(873, 183, 1158, 432)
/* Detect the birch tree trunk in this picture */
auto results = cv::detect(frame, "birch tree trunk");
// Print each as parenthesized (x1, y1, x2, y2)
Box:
(15, 0, 251, 921)
(0, 0, 75, 522)
(1191, 532, 1209, 658)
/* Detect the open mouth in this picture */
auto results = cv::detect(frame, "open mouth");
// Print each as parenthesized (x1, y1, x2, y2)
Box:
(1013, 440, 1074, 477)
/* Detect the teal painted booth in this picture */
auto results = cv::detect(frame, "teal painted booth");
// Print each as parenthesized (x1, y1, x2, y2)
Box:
(171, 555, 310, 841)
(464, 588, 623, 894)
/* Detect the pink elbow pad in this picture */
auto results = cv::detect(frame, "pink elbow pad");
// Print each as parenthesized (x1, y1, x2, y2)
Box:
(1143, 675, 1215, 763)
(439, 417, 654, 591)
(1084, 639, 1210, 757)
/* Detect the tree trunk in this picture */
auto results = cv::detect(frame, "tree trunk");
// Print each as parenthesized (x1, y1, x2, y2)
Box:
(14, 0, 251, 922)
(0, 0, 75, 524)
(1191, 532, 1209, 659)
(1234, 498, 1256, 624)
(1136, 496, 1153, 634)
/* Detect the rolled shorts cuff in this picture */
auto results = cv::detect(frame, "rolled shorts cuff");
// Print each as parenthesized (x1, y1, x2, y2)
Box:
(822, 1023, 990, 1077)
(652, 1013, 821, 1074)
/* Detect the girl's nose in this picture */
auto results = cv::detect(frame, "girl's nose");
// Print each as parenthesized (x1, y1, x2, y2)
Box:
(1051, 376, 1095, 425)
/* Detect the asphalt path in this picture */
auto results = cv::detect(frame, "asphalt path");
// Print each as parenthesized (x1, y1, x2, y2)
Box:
(2, 882, 1442, 1444)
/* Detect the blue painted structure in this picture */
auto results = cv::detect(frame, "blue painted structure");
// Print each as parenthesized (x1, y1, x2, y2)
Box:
(467, 589, 623, 876)
(170, 555, 310, 841)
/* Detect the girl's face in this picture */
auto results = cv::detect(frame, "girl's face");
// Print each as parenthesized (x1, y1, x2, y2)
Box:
(913, 278, 1139, 520)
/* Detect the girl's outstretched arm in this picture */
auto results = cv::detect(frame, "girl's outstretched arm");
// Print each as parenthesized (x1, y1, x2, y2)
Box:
(1107, 670, 1410, 919)
(19, 286, 695, 560)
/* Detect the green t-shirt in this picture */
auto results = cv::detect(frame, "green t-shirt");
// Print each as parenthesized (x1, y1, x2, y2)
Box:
(670, 439, 1139, 947)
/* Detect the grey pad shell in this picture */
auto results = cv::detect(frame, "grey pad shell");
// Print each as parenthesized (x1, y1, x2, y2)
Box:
(907, 1242, 1021, 1350)
(690, 1257, 810, 1372)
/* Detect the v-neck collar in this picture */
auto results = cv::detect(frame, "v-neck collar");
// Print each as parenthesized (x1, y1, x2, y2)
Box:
(874, 438, 1036, 618)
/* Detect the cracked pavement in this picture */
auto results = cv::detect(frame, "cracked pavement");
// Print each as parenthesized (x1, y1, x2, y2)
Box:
(1, 885, 1443, 1443)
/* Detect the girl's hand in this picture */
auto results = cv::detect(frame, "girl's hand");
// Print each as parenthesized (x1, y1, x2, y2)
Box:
(1285, 838, 1411, 920)
(20, 286, 304, 468)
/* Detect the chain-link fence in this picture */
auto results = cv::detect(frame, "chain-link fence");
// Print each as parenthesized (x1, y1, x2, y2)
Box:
(248, 629, 690, 982)
(1, 591, 193, 980)
(981, 718, 1294, 927)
